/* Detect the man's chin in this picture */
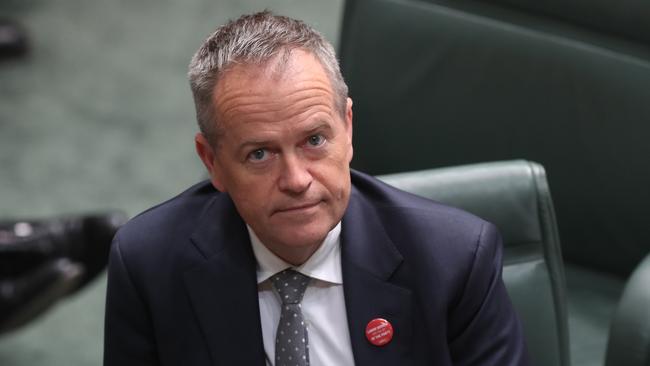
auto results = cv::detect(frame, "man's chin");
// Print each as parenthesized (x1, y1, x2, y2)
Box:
(256, 214, 340, 258)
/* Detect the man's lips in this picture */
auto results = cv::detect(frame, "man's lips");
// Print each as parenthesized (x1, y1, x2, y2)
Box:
(274, 201, 322, 214)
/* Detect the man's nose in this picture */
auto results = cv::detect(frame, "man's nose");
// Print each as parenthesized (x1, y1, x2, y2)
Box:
(277, 154, 312, 194)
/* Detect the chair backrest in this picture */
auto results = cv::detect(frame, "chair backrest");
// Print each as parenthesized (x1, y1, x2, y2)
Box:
(378, 160, 570, 366)
(605, 252, 650, 366)
(339, 0, 650, 277)
(460, 0, 650, 44)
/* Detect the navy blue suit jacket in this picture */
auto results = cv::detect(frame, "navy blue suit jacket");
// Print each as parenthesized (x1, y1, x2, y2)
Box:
(104, 170, 528, 365)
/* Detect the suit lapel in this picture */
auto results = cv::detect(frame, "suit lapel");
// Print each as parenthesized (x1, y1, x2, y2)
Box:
(341, 187, 415, 366)
(183, 194, 266, 365)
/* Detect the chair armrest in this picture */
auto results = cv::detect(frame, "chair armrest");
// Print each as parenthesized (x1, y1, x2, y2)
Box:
(605, 252, 650, 366)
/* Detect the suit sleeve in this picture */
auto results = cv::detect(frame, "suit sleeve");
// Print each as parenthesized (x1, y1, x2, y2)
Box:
(104, 235, 160, 366)
(447, 222, 530, 366)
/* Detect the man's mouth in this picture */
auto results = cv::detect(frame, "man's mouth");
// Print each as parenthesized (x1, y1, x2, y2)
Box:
(274, 201, 321, 214)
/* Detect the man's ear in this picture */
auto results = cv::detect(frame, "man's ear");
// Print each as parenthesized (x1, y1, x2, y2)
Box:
(345, 97, 354, 163)
(195, 133, 227, 192)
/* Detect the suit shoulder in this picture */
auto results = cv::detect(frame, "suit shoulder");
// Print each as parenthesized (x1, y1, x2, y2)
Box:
(349, 169, 499, 266)
(114, 180, 218, 252)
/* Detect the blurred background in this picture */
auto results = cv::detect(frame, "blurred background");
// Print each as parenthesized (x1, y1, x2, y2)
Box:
(1, 0, 649, 365)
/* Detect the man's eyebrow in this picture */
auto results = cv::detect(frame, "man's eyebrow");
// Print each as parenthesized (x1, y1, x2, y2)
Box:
(303, 121, 333, 135)
(237, 139, 272, 154)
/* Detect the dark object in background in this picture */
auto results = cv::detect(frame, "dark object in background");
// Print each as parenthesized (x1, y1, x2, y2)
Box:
(0, 212, 128, 334)
(0, 18, 29, 60)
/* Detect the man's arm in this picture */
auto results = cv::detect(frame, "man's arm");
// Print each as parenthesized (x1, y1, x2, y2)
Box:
(447, 222, 529, 366)
(104, 236, 159, 365)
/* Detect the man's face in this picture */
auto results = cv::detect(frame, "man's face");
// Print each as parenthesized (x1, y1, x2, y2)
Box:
(196, 49, 353, 264)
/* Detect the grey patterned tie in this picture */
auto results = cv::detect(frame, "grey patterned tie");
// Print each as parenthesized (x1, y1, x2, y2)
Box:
(271, 269, 311, 366)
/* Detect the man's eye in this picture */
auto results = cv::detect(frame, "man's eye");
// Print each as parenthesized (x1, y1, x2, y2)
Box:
(248, 149, 268, 162)
(307, 134, 325, 147)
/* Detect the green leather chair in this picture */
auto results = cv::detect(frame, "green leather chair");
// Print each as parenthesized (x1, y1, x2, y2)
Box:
(378, 160, 570, 366)
(340, 0, 650, 278)
(605, 252, 650, 366)
(378, 160, 650, 366)
(339, 1, 650, 363)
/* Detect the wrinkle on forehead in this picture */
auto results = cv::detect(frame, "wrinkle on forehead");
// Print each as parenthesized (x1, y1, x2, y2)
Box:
(213, 51, 337, 128)
(218, 84, 333, 123)
(217, 48, 315, 93)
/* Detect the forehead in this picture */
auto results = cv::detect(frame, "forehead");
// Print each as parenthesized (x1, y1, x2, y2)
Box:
(215, 50, 332, 99)
(213, 50, 336, 126)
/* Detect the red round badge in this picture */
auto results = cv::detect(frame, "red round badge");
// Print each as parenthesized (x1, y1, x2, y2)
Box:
(365, 318, 394, 346)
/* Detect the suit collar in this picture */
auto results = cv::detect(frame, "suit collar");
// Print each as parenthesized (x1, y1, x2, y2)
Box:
(341, 184, 415, 365)
(184, 193, 266, 365)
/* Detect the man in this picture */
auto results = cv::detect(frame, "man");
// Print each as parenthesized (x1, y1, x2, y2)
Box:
(104, 11, 528, 365)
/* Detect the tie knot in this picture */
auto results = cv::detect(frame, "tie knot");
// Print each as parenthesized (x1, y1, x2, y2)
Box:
(271, 269, 311, 304)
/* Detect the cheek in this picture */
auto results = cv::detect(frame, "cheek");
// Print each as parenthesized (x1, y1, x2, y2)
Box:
(232, 193, 267, 226)
(337, 178, 351, 202)
(226, 178, 261, 207)
(322, 167, 351, 203)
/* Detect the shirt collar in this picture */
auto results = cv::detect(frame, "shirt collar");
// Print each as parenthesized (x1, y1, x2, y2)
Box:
(248, 222, 343, 285)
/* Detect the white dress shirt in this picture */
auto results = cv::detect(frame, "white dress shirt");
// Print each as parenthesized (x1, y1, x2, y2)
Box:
(248, 223, 356, 366)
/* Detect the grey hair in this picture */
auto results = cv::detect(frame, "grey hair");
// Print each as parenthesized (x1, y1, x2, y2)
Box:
(188, 11, 349, 145)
